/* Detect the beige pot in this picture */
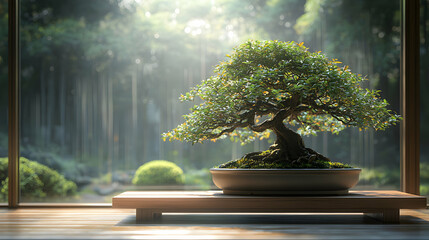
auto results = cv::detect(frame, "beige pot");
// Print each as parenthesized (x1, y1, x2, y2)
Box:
(210, 168, 361, 195)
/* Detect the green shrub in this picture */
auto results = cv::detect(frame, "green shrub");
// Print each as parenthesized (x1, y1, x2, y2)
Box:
(132, 160, 184, 186)
(0, 157, 77, 201)
(421, 162, 429, 182)
(421, 162, 429, 196)
(94, 172, 112, 185)
(421, 184, 429, 196)
(359, 168, 399, 187)
(183, 168, 212, 189)
(0, 158, 7, 183)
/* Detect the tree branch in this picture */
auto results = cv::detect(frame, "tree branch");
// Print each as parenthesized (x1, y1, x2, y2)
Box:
(205, 122, 248, 139)
(249, 108, 292, 132)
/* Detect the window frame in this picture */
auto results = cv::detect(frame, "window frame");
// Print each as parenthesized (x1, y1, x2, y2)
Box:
(8, 0, 19, 208)
(400, 0, 421, 195)
(5, 0, 422, 207)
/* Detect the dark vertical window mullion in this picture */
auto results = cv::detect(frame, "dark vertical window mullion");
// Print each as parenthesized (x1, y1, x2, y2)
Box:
(400, 0, 420, 195)
(8, 0, 19, 207)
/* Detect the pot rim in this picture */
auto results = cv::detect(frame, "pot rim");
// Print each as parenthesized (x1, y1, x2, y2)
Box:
(210, 168, 361, 172)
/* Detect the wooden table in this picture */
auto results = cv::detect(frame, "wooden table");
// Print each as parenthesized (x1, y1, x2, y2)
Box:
(112, 190, 427, 224)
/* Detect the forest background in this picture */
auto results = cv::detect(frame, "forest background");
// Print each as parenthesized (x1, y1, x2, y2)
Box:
(0, 0, 428, 202)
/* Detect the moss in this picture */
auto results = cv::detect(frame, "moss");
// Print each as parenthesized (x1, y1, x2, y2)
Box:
(132, 160, 184, 186)
(217, 157, 351, 169)
(259, 150, 272, 156)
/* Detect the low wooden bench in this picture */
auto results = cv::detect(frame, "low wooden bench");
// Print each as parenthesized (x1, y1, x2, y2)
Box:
(112, 190, 427, 224)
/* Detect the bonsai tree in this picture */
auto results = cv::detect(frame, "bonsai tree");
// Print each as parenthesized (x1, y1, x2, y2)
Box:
(163, 40, 400, 168)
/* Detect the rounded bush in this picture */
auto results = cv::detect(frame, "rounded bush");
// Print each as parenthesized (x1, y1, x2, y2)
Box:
(132, 160, 184, 186)
(0, 158, 7, 183)
(0, 157, 77, 201)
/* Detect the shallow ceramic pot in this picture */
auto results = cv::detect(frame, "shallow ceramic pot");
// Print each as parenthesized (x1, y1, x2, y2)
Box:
(210, 168, 361, 195)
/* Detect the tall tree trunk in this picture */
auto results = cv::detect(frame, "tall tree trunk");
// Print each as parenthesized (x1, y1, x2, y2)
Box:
(59, 57, 66, 151)
(40, 61, 47, 147)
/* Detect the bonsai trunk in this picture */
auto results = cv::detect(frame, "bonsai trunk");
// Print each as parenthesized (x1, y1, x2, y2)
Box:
(271, 121, 307, 161)
(243, 122, 330, 165)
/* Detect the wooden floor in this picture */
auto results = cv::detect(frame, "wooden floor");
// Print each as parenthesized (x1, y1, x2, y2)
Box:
(0, 208, 429, 239)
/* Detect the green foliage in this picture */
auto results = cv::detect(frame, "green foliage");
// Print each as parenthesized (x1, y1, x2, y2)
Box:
(132, 160, 184, 186)
(94, 173, 112, 185)
(0, 157, 7, 183)
(164, 40, 400, 144)
(359, 168, 400, 187)
(20, 145, 91, 187)
(0, 157, 77, 202)
(421, 184, 429, 196)
(294, 0, 323, 35)
(183, 168, 212, 189)
(421, 162, 429, 196)
(420, 162, 429, 181)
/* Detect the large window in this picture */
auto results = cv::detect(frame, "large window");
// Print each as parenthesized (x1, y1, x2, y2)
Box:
(1, 0, 406, 203)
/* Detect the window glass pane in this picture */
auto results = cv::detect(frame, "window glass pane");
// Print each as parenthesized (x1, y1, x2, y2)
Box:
(421, 0, 429, 198)
(0, 0, 7, 204)
(298, 0, 401, 191)
(19, 0, 400, 203)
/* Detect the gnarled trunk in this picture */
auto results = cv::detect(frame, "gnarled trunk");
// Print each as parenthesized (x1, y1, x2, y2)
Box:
(242, 122, 330, 165)
(271, 121, 306, 161)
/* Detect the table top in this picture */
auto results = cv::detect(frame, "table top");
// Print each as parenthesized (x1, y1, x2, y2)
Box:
(114, 190, 422, 198)
(112, 190, 427, 210)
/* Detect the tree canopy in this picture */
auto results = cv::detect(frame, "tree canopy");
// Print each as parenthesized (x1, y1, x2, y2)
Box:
(163, 40, 400, 144)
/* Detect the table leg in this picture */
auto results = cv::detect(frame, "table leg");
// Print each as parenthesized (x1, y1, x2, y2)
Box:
(136, 209, 162, 223)
(382, 209, 400, 223)
(364, 209, 400, 224)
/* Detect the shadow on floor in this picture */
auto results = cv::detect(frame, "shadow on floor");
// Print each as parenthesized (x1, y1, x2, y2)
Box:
(111, 213, 429, 240)
(115, 213, 405, 226)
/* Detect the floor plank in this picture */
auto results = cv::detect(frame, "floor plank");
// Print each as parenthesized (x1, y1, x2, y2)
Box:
(0, 208, 428, 239)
